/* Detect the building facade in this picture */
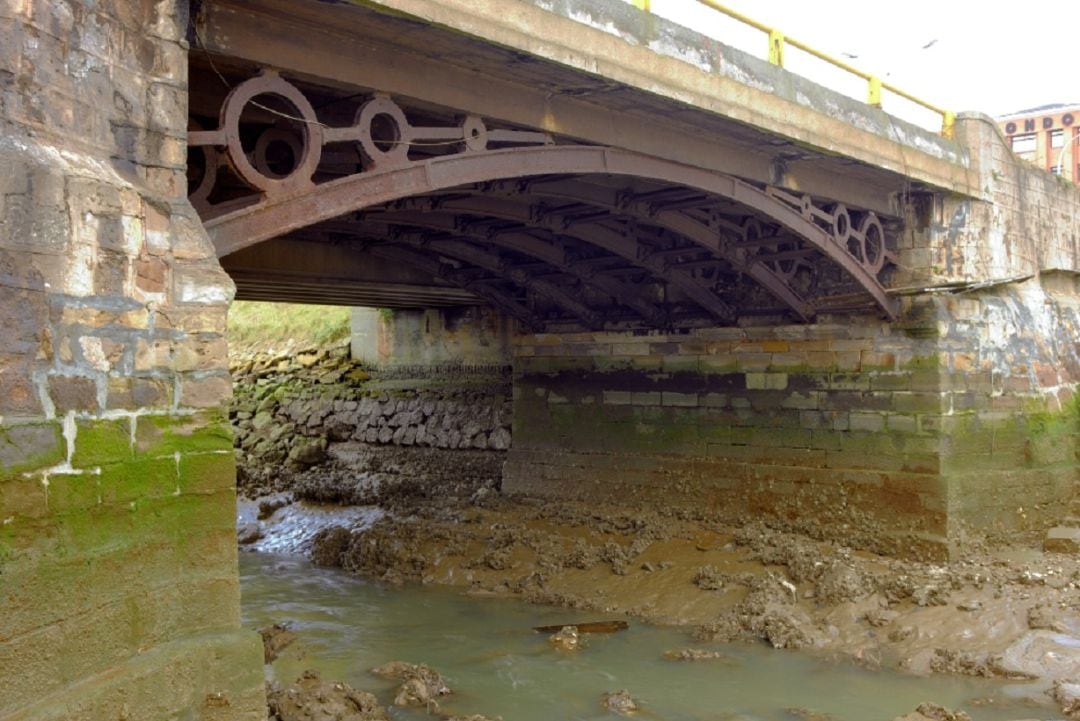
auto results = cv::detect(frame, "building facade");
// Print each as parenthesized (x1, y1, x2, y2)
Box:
(998, 104, 1080, 183)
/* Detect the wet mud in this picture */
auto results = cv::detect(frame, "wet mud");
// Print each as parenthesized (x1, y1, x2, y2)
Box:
(243, 471, 1080, 719)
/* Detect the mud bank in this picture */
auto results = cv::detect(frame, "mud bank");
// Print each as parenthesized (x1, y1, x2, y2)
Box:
(241, 473, 1080, 719)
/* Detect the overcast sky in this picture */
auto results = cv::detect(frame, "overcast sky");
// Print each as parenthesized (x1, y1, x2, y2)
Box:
(640, 0, 1079, 128)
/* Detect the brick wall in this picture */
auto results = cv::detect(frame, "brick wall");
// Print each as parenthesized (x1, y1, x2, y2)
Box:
(0, 1, 263, 718)
(505, 284, 1080, 559)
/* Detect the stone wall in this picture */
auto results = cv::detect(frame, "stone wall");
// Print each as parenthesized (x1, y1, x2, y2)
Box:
(896, 114, 1080, 287)
(350, 306, 514, 371)
(230, 342, 511, 495)
(505, 281, 1080, 559)
(0, 1, 263, 719)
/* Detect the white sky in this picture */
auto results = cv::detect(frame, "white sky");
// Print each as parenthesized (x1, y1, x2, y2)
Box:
(637, 0, 1080, 128)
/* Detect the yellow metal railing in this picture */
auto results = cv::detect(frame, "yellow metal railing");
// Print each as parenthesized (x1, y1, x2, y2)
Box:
(631, 0, 956, 137)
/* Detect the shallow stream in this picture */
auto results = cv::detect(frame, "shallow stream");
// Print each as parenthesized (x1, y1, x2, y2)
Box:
(241, 553, 1058, 721)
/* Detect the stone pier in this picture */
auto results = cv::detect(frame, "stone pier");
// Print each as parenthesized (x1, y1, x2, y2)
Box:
(504, 116, 1080, 560)
(0, 1, 264, 718)
(504, 283, 1080, 559)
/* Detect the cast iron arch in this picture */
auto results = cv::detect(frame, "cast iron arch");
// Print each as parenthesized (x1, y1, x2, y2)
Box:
(191, 73, 898, 325)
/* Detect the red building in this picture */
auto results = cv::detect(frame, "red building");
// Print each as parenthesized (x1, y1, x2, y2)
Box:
(998, 103, 1080, 183)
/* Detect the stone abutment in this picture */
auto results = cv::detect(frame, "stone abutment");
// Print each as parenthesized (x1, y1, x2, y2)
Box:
(0, 1, 264, 718)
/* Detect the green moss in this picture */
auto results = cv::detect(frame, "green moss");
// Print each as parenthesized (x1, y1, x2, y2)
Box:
(900, 354, 942, 370)
(177, 452, 236, 496)
(71, 419, 132, 468)
(97, 457, 179, 505)
(228, 300, 351, 354)
(135, 413, 232, 458)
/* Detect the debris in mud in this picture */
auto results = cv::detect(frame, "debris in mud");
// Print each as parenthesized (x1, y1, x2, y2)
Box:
(242, 471, 1080, 694)
(259, 495, 291, 520)
(864, 608, 900, 627)
(892, 702, 971, 721)
(926, 649, 994, 678)
(692, 565, 726, 590)
(258, 623, 298, 663)
(371, 661, 452, 712)
(662, 648, 735, 662)
(601, 689, 639, 716)
(1027, 602, 1071, 632)
(784, 708, 837, 720)
(1054, 678, 1080, 719)
(812, 558, 869, 604)
(548, 625, 580, 651)
(533, 620, 628, 634)
(267, 670, 387, 721)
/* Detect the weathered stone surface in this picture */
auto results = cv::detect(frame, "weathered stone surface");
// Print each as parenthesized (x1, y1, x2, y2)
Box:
(47, 374, 100, 413)
(506, 287, 1080, 558)
(0, 0, 259, 717)
(0, 422, 64, 474)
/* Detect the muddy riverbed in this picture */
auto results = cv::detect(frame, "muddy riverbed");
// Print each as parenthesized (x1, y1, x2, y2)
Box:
(239, 473, 1080, 720)
(245, 553, 1064, 721)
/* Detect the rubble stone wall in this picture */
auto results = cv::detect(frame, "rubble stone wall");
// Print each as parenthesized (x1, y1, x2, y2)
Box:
(230, 343, 511, 491)
(505, 284, 1080, 560)
(0, 1, 263, 718)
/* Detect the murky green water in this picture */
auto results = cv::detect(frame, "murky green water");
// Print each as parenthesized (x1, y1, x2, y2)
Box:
(241, 553, 1055, 721)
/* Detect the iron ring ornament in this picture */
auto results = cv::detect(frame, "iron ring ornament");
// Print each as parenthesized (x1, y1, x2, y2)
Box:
(187, 70, 554, 209)
(765, 186, 893, 281)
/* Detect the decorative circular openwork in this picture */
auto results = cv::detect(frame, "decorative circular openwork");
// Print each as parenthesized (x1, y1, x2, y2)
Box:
(254, 127, 305, 179)
(858, 213, 886, 274)
(355, 95, 411, 167)
(220, 73, 323, 192)
(462, 116, 489, 152)
(187, 122, 219, 209)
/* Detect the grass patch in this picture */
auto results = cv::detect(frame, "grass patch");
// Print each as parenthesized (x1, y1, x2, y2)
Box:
(228, 301, 352, 354)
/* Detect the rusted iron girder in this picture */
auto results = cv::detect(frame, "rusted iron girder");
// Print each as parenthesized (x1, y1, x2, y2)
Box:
(366, 244, 546, 330)
(374, 197, 736, 322)
(324, 221, 605, 328)
(324, 214, 668, 326)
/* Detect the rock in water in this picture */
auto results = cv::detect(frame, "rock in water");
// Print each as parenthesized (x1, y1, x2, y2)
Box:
(601, 690, 639, 716)
(992, 630, 1080, 680)
(662, 648, 734, 662)
(549, 625, 580, 651)
(890, 703, 971, 721)
(370, 661, 451, 711)
(258, 623, 297, 663)
(1053, 679, 1080, 719)
(267, 669, 387, 720)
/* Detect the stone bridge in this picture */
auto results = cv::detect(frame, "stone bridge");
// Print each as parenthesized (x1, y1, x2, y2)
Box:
(2, 0, 1080, 718)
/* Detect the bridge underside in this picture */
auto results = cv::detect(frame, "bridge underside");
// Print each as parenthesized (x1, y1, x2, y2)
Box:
(184, 35, 1080, 562)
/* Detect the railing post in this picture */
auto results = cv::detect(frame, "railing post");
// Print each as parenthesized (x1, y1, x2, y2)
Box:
(768, 29, 784, 66)
(632, 0, 652, 10)
(941, 111, 956, 139)
(867, 76, 882, 108)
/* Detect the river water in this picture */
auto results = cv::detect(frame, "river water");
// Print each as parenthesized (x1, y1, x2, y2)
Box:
(240, 553, 1057, 721)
